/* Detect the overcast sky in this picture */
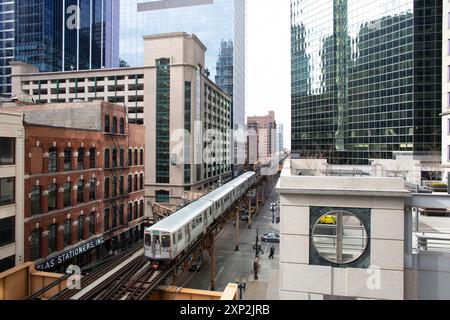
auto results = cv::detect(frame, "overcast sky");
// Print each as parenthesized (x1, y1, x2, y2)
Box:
(247, 0, 291, 149)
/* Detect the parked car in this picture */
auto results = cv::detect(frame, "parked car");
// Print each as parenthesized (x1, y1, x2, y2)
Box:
(241, 214, 249, 222)
(261, 232, 280, 243)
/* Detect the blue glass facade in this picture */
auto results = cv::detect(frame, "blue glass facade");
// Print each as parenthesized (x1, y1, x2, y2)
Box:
(291, 0, 442, 165)
(13, 0, 119, 73)
(0, 0, 15, 96)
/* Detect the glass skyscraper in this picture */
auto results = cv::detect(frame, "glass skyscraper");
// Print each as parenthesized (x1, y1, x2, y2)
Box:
(13, 0, 119, 74)
(0, 0, 14, 97)
(120, 0, 246, 174)
(291, 0, 442, 165)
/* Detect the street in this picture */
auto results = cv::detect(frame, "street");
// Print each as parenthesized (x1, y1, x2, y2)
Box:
(173, 180, 281, 300)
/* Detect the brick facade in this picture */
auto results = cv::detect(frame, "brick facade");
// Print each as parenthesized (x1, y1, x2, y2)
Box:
(17, 102, 145, 270)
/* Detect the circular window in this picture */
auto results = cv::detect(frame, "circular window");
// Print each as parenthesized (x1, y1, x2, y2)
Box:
(312, 211, 368, 264)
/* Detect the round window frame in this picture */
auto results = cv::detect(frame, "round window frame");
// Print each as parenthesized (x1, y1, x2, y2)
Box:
(312, 210, 369, 265)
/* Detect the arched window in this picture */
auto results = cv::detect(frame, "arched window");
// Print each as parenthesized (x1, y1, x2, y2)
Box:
(140, 149, 144, 166)
(128, 175, 132, 193)
(134, 149, 138, 166)
(112, 149, 117, 168)
(128, 149, 132, 166)
(112, 116, 118, 134)
(120, 118, 125, 134)
(104, 208, 110, 232)
(119, 176, 124, 195)
(77, 215, 84, 241)
(64, 148, 72, 171)
(77, 148, 85, 170)
(89, 178, 97, 201)
(48, 183, 57, 211)
(63, 182, 72, 207)
(134, 174, 138, 192)
(77, 180, 84, 204)
(104, 177, 110, 199)
(89, 213, 96, 237)
(48, 224, 57, 254)
(134, 202, 138, 220)
(30, 186, 41, 215)
(120, 149, 125, 167)
(89, 148, 96, 168)
(112, 207, 118, 229)
(127, 203, 133, 222)
(119, 204, 124, 226)
(112, 176, 117, 197)
(48, 147, 58, 173)
(139, 200, 144, 218)
(30, 228, 41, 261)
(139, 173, 144, 190)
(63, 219, 72, 247)
(104, 115, 110, 132)
(104, 149, 110, 168)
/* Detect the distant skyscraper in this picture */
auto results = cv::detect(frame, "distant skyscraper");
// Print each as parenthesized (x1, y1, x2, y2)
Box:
(216, 40, 234, 97)
(247, 111, 277, 163)
(291, 0, 442, 165)
(0, 1, 14, 97)
(13, 0, 119, 73)
(120, 0, 246, 175)
(277, 123, 284, 153)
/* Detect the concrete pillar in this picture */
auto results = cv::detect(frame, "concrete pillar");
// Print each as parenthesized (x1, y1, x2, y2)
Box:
(248, 197, 252, 229)
(255, 186, 259, 213)
(209, 235, 216, 291)
(235, 207, 240, 251)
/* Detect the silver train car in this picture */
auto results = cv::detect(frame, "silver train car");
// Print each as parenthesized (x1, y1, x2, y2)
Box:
(144, 172, 256, 262)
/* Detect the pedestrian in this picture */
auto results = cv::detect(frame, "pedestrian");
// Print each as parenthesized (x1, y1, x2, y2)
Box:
(269, 246, 275, 259)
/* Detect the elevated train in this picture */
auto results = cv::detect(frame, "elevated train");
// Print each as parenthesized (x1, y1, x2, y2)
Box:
(144, 172, 257, 263)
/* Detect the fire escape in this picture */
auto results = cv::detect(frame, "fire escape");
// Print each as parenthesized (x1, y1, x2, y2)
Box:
(104, 106, 132, 247)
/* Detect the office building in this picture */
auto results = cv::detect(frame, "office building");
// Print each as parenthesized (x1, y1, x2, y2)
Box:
(442, 0, 450, 182)
(0, 0, 119, 98)
(247, 111, 277, 163)
(9, 32, 232, 210)
(0, 0, 14, 97)
(0, 111, 24, 273)
(277, 123, 284, 153)
(5, 101, 145, 272)
(291, 0, 442, 165)
(120, 0, 246, 175)
(14, 0, 119, 72)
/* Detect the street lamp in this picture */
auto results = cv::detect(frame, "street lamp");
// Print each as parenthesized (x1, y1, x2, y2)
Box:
(252, 229, 260, 280)
(235, 275, 247, 300)
(270, 203, 276, 224)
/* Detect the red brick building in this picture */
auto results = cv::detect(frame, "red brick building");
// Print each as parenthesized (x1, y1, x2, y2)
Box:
(7, 101, 145, 272)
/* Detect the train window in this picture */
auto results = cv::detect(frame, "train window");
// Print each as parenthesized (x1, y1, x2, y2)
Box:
(177, 230, 183, 241)
(192, 220, 197, 229)
(209, 208, 213, 216)
(145, 233, 151, 246)
(173, 234, 176, 244)
(161, 235, 171, 248)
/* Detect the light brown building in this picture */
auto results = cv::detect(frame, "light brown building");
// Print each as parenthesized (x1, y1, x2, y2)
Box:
(5, 101, 145, 272)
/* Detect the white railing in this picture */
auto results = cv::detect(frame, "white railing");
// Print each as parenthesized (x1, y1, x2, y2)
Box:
(416, 233, 450, 252)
